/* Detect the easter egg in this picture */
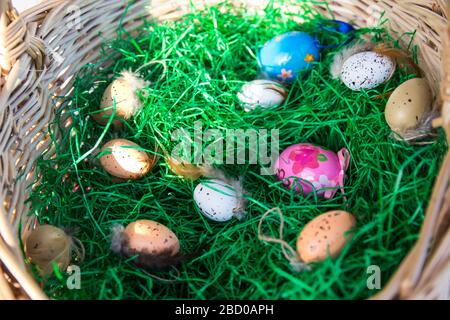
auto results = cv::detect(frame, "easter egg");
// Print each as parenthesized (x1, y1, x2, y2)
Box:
(296, 211, 356, 263)
(237, 79, 288, 111)
(194, 179, 239, 222)
(25, 225, 74, 275)
(91, 111, 124, 130)
(318, 20, 355, 48)
(122, 220, 180, 256)
(99, 139, 155, 180)
(327, 20, 355, 34)
(275, 143, 350, 199)
(385, 78, 432, 136)
(340, 51, 396, 90)
(258, 31, 320, 83)
(99, 71, 147, 120)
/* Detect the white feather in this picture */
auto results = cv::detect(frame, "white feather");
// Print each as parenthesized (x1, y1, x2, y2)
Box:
(110, 224, 125, 254)
(117, 70, 150, 117)
(330, 43, 375, 79)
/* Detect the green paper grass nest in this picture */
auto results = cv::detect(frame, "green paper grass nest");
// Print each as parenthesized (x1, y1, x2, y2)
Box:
(26, 3, 448, 299)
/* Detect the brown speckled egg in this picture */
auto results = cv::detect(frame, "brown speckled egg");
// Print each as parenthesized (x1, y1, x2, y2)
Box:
(123, 220, 180, 256)
(385, 78, 432, 136)
(296, 211, 356, 263)
(99, 139, 154, 180)
(100, 78, 138, 120)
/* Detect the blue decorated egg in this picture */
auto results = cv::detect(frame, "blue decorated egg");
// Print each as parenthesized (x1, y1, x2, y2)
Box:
(258, 31, 320, 83)
(317, 20, 356, 48)
(326, 20, 355, 34)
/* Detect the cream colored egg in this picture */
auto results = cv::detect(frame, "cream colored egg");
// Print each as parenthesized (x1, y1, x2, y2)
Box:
(123, 220, 180, 256)
(25, 225, 72, 275)
(99, 139, 154, 180)
(384, 78, 432, 136)
(296, 211, 356, 263)
(100, 77, 141, 120)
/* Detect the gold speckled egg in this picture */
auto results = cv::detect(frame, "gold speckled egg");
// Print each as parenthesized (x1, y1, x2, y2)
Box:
(385, 78, 432, 136)
(296, 211, 356, 263)
(123, 220, 180, 256)
(99, 139, 154, 180)
(100, 78, 139, 120)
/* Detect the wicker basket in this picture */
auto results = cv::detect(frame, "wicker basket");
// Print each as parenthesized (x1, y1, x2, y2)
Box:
(0, 0, 449, 300)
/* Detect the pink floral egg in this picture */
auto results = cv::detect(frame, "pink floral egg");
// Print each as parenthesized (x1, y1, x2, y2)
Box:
(275, 143, 350, 199)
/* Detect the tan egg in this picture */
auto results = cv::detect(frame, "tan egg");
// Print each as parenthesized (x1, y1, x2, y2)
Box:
(91, 111, 124, 131)
(385, 78, 432, 136)
(25, 225, 72, 275)
(296, 211, 356, 263)
(99, 139, 154, 180)
(123, 220, 180, 256)
(100, 71, 146, 120)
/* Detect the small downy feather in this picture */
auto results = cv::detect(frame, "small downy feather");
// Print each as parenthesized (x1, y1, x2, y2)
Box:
(372, 44, 422, 77)
(330, 42, 374, 79)
(116, 70, 150, 119)
(110, 224, 125, 254)
(391, 111, 438, 143)
(126, 248, 197, 271)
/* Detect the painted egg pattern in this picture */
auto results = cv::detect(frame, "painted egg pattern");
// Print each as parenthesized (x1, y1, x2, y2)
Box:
(237, 79, 288, 111)
(99, 139, 154, 180)
(275, 143, 349, 199)
(194, 179, 239, 222)
(296, 211, 356, 263)
(385, 78, 432, 135)
(123, 220, 180, 256)
(258, 31, 320, 83)
(341, 51, 396, 91)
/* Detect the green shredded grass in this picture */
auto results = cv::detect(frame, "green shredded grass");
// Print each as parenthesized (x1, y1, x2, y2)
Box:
(26, 2, 447, 299)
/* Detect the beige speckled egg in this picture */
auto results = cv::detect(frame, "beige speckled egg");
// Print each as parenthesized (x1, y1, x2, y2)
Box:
(25, 225, 72, 275)
(100, 77, 140, 120)
(385, 78, 432, 135)
(123, 220, 180, 256)
(341, 51, 396, 91)
(296, 211, 356, 263)
(99, 139, 154, 180)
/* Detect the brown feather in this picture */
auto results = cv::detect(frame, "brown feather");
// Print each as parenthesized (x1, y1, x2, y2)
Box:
(373, 44, 422, 76)
(127, 249, 200, 271)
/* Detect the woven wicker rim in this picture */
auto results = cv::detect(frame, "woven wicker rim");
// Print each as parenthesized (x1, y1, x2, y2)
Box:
(0, 0, 449, 300)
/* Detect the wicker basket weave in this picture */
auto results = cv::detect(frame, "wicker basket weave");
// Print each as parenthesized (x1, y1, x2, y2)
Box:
(0, 0, 449, 300)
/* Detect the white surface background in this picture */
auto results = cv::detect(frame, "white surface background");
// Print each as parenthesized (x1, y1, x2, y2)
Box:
(11, 0, 41, 13)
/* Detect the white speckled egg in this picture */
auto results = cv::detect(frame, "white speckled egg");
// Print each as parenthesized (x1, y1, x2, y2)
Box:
(194, 179, 239, 222)
(340, 51, 396, 91)
(237, 80, 288, 111)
